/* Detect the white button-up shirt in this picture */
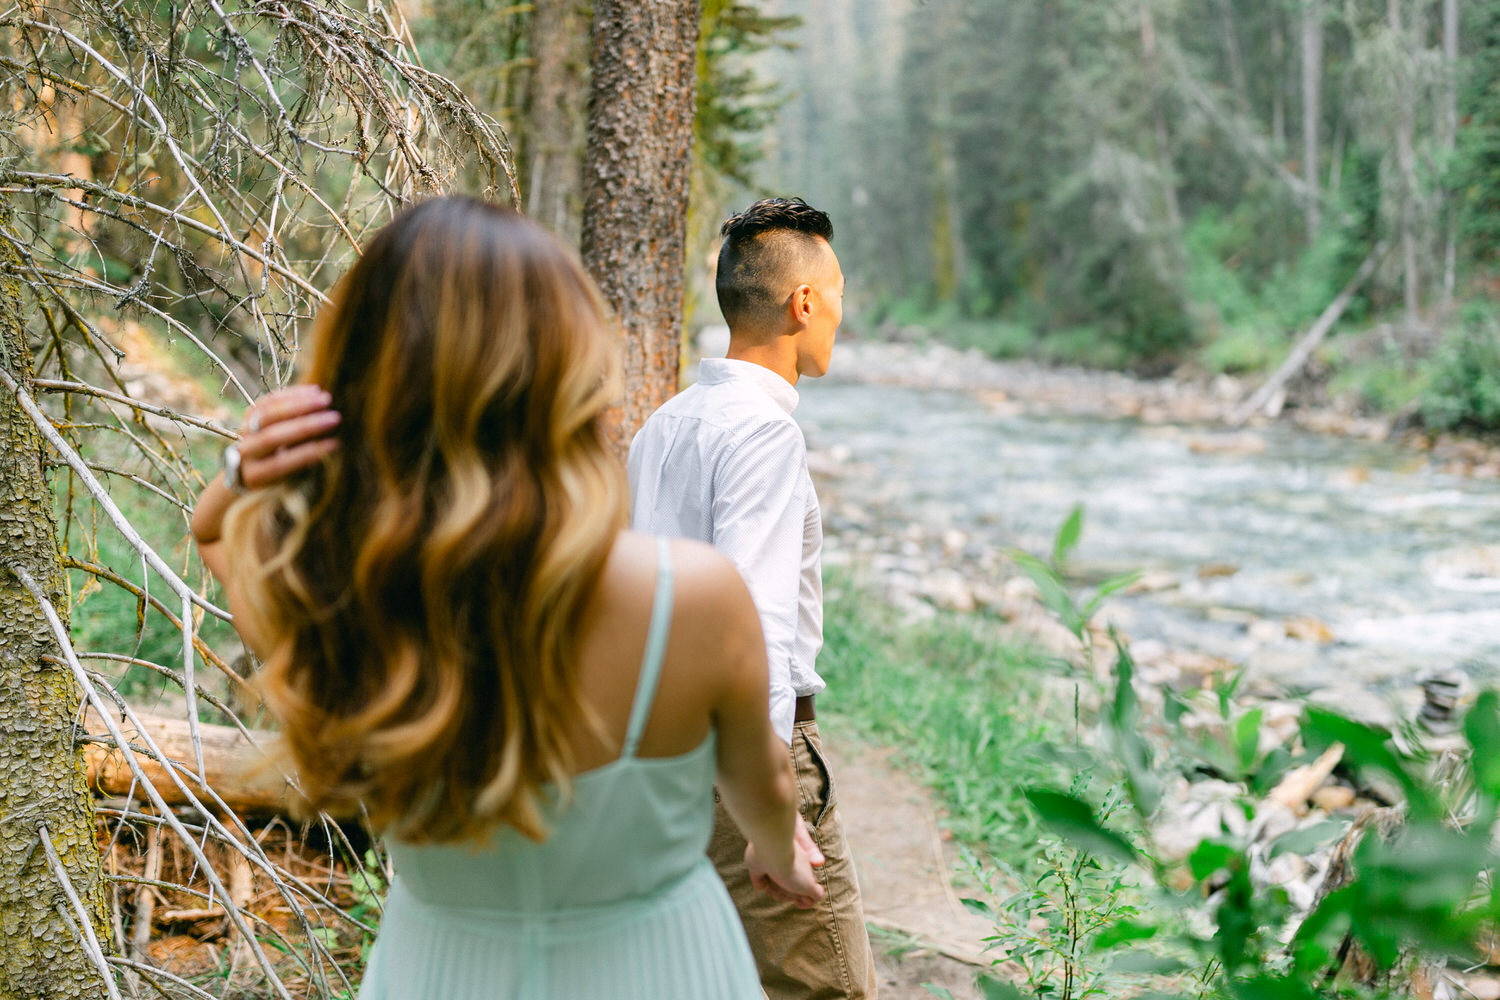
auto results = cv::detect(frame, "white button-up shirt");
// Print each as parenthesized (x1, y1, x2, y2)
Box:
(627, 357, 825, 745)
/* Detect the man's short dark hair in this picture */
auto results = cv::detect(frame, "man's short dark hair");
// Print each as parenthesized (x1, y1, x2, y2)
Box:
(716, 198, 834, 333)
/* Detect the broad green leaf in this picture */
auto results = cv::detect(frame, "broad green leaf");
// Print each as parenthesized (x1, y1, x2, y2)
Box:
(921, 986, 956, 1000)
(1110, 631, 1138, 729)
(1010, 550, 1085, 637)
(1082, 571, 1144, 618)
(1023, 788, 1138, 864)
(1466, 690, 1500, 802)
(1234, 707, 1263, 771)
(1230, 975, 1321, 1000)
(1052, 504, 1084, 566)
(1108, 951, 1187, 974)
(1187, 839, 1238, 881)
(1163, 688, 1189, 726)
(1289, 886, 1354, 973)
(1109, 633, 1158, 818)
(977, 975, 1028, 1000)
(960, 897, 995, 918)
(1092, 919, 1160, 950)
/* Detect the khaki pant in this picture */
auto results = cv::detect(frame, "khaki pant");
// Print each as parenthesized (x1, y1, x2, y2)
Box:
(709, 720, 878, 1000)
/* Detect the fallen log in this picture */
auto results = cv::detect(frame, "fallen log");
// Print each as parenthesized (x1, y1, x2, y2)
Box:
(1228, 241, 1389, 425)
(82, 709, 321, 817)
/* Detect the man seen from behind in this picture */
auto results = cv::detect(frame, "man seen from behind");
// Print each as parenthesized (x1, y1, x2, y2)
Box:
(628, 197, 876, 1000)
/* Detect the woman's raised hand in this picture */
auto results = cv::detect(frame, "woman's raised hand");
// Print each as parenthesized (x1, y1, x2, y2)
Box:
(231, 385, 341, 490)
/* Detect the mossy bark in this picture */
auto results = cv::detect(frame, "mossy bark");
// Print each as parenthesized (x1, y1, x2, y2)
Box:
(580, 0, 700, 460)
(0, 195, 112, 999)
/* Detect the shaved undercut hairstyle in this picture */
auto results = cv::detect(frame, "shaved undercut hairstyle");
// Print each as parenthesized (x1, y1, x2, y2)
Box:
(715, 197, 834, 334)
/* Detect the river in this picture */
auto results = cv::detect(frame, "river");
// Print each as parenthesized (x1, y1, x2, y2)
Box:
(795, 348, 1500, 719)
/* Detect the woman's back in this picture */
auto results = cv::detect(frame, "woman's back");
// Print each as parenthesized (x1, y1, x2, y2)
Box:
(190, 199, 819, 998)
(359, 536, 761, 999)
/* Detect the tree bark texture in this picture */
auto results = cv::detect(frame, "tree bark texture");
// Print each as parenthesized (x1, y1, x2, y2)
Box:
(580, 0, 700, 459)
(525, 0, 591, 243)
(0, 197, 111, 999)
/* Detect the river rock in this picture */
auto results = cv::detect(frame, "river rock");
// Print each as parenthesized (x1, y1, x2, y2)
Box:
(1128, 570, 1179, 594)
(1311, 784, 1357, 812)
(1247, 618, 1285, 644)
(1155, 778, 1249, 860)
(1001, 575, 1042, 603)
(1283, 616, 1336, 643)
(917, 570, 977, 613)
(940, 528, 969, 555)
(1188, 432, 1267, 456)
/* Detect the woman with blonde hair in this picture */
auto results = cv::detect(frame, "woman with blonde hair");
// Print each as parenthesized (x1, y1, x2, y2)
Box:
(191, 196, 823, 998)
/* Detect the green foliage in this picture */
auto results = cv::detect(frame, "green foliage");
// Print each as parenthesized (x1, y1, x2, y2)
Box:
(966, 787, 1144, 999)
(977, 507, 1500, 999)
(1008, 506, 1139, 653)
(768, 0, 1500, 396)
(696, 2, 800, 187)
(57, 476, 239, 708)
(819, 574, 1071, 860)
(1185, 204, 1373, 378)
(1452, 2, 1500, 266)
(1327, 346, 1429, 414)
(1420, 305, 1500, 432)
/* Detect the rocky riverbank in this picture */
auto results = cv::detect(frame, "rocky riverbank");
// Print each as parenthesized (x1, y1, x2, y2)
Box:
(802, 341, 1499, 996)
(800, 338, 1499, 722)
(821, 338, 1500, 478)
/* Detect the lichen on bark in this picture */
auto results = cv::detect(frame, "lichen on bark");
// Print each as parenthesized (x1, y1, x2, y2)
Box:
(0, 193, 112, 999)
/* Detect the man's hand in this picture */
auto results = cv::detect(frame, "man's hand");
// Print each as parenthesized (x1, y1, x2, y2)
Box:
(745, 814, 826, 909)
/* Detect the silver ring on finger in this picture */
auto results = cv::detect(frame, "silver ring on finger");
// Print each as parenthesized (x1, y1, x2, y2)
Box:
(246, 412, 261, 434)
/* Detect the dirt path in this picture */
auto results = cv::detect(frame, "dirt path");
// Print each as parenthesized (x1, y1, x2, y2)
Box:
(821, 719, 1000, 1000)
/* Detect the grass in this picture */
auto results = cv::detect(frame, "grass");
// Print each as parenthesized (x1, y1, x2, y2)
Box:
(817, 572, 1077, 864)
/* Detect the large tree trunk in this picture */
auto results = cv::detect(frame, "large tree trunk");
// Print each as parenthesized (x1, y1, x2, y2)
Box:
(525, 0, 591, 243)
(1301, 0, 1323, 242)
(580, 0, 700, 459)
(0, 197, 112, 999)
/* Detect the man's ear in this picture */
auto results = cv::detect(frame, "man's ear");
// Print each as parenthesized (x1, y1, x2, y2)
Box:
(792, 283, 814, 324)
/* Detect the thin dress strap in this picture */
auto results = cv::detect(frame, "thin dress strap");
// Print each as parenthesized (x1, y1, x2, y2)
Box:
(621, 537, 674, 758)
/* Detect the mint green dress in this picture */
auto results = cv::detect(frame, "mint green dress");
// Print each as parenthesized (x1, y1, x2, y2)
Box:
(357, 540, 761, 999)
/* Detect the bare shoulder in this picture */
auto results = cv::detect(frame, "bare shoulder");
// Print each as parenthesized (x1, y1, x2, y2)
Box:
(666, 536, 750, 602)
(598, 531, 744, 601)
(601, 532, 758, 650)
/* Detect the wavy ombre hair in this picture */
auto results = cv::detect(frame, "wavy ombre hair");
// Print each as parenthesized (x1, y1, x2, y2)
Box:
(223, 198, 627, 843)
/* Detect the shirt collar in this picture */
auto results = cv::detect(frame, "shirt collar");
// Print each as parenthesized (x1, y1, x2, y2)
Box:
(697, 357, 799, 415)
